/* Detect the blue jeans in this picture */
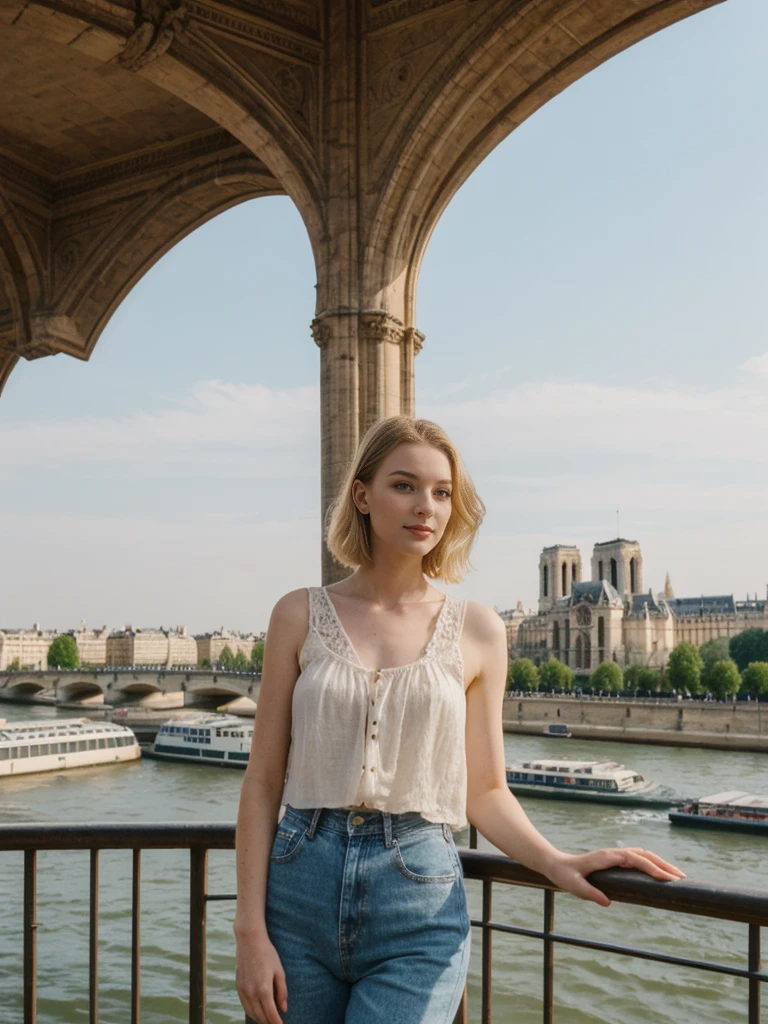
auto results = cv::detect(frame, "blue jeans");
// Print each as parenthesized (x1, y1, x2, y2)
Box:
(249, 804, 471, 1023)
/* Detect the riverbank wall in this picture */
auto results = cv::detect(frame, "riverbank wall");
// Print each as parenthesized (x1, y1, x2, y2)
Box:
(502, 696, 768, 753)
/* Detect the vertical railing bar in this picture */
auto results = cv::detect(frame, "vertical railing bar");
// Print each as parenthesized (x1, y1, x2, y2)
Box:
(482, 879, 492, 1024)
(748, 924, 761, 1024)
(89, 849, 99, 1024)
(23, 849, 37, 1024)
(189, 846, 209, 1024)
(543, 889, 555, 1024)
(131, 848, 141, 1024)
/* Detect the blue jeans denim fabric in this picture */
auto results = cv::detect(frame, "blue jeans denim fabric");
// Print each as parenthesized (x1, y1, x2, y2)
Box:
(248, 803, 471, 1023)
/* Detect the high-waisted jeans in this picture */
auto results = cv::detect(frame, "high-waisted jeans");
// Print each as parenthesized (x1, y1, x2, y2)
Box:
(246, 803, 472, 1023)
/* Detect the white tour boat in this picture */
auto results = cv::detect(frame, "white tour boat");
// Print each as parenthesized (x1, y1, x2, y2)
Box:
(146, 713, 252, 768)
(670, 792, 768, 835)
(0, 717, 140, 777)
(506, 758, 674, 807)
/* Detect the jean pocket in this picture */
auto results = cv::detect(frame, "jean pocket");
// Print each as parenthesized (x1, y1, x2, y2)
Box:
(269, 825, 307, 863)
(393, 828, 458, 883)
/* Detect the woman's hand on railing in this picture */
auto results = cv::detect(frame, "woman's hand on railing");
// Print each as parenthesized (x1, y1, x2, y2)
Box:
(235, 930, 288, 1024)
(541, 847, 686, 907)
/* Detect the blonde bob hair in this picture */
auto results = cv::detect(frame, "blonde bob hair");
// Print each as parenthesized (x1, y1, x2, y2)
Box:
(325, 416, 485, 584)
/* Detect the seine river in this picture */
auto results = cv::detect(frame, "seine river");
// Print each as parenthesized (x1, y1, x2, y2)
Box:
(0, 704, 766, 1024)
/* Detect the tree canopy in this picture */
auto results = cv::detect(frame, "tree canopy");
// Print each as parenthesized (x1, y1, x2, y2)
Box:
(507, 658, 538, 692)
(705, 659, 741, 700)
(623, 664, 660, 691)
(250, 642, 265, 673)
(700, 637, 732, 692)
(730, 629, 768, 672)
(590, 661, 623, 692)
(47, 635, 79, 670)
(666, 642, 703, 694)
(742, 662, 768, 698)
(234, 650, 250, 672)
(539, 659, 574, 691)
(218, 645, 235, 670)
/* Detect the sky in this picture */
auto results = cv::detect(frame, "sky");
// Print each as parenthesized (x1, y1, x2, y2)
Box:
(1, 0, 767, 635)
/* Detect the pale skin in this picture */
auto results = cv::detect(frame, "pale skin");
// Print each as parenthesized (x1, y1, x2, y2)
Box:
(234, 441, 686, 1024)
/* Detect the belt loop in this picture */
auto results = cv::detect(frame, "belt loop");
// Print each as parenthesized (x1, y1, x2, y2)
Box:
(306, 808, 323, 840)
(442, 822, 451, 842)
(383, 811, 393, 848)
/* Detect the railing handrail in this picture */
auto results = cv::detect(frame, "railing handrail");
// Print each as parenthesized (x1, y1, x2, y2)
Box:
(1, 821, 766, 924)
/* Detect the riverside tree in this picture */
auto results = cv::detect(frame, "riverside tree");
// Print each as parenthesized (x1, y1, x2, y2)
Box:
(219, 645, 235, 670)
(47, 635, 79, 670)
(250, 641, 265, 673)
(666, 642, 703, 694)
(742, 662, 768, 698)
(234, 650, 250, 672)
(538, 659, 574, 692)
(699, 637, 730, 689)
(590, 662, 623, 692)
(705, 659, 741, 701)
(507, 658, 538, 692)
(729, 628, 768, 672)
(623, 664, 660, 692)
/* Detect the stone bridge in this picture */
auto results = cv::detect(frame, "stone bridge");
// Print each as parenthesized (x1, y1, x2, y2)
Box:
(0, 669, 262, 707)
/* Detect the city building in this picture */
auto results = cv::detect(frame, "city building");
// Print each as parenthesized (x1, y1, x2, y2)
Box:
(195, 630, 258, 666)
(68, 622, 110, 667)
(502, 538, 768, 670)
(106, 625, 197, 668)
(0, 624, 58, 671)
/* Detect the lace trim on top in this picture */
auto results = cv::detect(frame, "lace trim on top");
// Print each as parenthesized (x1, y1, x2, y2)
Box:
(310, 586, 465, 674)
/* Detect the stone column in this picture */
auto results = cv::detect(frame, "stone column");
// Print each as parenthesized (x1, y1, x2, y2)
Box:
(358, 311, 406, 436)
(400, 327, 424, 418)
(312, 310, 360, 585)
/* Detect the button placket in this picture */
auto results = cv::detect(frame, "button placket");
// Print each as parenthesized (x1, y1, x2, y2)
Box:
(367, 670, 381, 780)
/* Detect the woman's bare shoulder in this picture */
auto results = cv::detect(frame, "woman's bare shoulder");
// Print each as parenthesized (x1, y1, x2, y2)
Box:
(267, 588, 311, 638)
(462, 600, 507, 644)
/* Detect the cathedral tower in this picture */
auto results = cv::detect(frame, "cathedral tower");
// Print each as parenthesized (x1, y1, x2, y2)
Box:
(591, 539, 643, 599)
(539, 545, 582, 613)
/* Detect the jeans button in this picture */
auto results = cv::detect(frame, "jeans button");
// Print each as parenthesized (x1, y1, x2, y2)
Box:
(351, 815, 364, 826)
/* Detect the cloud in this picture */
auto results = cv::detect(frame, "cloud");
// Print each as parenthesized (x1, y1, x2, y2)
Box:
(423, 376, 768, 464)
(0, 380, 319, 470)
(741, 353, 768, 377)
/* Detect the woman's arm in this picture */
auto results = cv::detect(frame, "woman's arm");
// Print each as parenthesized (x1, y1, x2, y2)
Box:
(463, 604, 685, 907)
(233, 588, 308, 1023)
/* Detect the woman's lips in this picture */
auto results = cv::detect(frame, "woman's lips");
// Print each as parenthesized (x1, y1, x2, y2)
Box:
(405, 526, 433, 537)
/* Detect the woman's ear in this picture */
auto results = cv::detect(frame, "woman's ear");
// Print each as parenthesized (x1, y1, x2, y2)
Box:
(351, 479, 369, 514)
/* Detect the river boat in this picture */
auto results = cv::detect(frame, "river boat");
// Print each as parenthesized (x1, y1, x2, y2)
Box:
(543, 723, 572, 738)
(506, 758, 674, 807)
(669, 792, 768, 834)
(145, 713, 252, 768)
(0, 717, 140, 777)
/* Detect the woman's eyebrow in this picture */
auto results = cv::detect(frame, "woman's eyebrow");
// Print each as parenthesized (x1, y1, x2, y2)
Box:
(387, 470, 452, 486)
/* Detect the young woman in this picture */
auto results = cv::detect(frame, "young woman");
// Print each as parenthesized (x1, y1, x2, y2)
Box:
(234, 416, 683, 1024)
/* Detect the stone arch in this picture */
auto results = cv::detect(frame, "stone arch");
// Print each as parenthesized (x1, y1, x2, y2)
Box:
(1, 1, 324, 241)
(364, 0, 724, 326)
(57, 679, 106, 702)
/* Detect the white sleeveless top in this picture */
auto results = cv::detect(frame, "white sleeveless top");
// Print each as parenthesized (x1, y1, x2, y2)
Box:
(281, 586, 470, 829)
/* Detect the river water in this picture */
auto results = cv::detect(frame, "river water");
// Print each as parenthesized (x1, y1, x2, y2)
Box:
(0, 704, 765, 1024)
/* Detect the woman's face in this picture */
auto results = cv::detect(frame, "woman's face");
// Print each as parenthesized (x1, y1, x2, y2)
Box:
(352, 443, 453, 560)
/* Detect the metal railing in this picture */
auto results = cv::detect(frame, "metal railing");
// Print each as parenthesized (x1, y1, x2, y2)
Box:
(0, 822, 765, 1024)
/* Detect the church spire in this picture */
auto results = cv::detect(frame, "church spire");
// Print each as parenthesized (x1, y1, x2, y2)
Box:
(664, 572, 674, 599)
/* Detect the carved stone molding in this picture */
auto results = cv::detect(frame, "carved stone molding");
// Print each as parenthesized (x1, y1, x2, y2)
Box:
(310, 316, 332, 349)
(359, 311, 405, 346)
(118, 0, 189, 71)
(369, 0, 463, 32)
(403, 325, 424, 354)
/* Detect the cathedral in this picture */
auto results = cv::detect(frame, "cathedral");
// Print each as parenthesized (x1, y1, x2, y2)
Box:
(503, 539, 768, 670)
